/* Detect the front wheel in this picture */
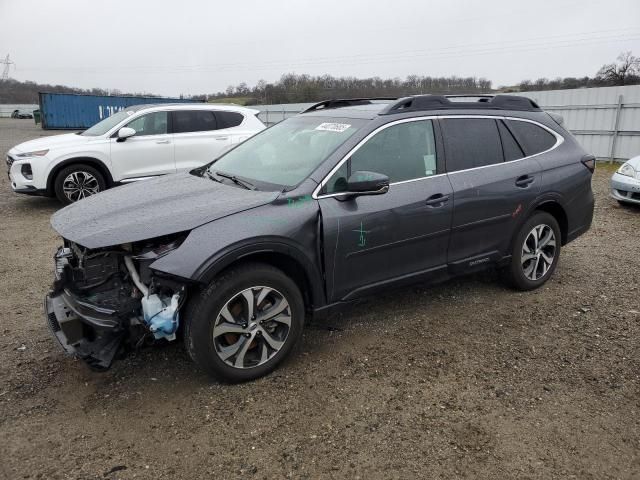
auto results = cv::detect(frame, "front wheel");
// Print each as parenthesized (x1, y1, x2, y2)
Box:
(54, 164, 106, 204)
(184, 263, 305, 382)
(506, 212, 561, 291)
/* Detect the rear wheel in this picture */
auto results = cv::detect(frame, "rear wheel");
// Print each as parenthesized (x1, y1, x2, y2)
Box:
(506, 212, 561, 291)
(54, 164, 106, 205)
(184, 263, 305, 382)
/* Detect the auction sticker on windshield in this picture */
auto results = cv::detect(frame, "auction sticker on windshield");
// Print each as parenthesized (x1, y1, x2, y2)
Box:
(315, 122, 351, 133)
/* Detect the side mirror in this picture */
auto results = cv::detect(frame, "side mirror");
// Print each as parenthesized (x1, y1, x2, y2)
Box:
(117, 127, 136, 142)
(340, 170, 389, 199)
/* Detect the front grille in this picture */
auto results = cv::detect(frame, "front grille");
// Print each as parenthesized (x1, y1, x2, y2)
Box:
(47, 311, 61, 333)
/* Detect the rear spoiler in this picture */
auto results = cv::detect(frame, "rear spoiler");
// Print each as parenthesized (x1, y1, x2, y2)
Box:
(547, 111, 564, 126)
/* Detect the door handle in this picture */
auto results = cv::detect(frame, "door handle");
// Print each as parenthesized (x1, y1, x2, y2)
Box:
(155, 140, 170, 144)
(425, 193, 450, 207)
(515, 175, 535, 188)
(215, 136, 229, 141)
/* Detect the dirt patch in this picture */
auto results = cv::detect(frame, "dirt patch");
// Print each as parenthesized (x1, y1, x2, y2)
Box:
(0, 118, 638, 479)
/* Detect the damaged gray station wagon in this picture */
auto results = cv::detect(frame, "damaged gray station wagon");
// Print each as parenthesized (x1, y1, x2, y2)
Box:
(45, 95, 595, 382)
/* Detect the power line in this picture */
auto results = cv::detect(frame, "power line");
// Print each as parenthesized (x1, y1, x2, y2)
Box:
(1, 54, 15, 80)
(16, 28, 640, 75)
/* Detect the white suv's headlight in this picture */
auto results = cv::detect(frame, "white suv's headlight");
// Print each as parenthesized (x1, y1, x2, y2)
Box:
(618, 162, 637, 178)
(16, 149, 49, 158)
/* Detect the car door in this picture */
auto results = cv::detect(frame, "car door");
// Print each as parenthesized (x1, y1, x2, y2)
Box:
(171, 110, 234, 172)
(109, 110, 175, 181)
(440, 116, 544, 270)
(318, 119, 453, 302)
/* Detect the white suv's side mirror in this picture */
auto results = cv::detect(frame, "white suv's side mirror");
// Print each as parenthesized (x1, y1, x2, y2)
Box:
(117, 127, 136, 141)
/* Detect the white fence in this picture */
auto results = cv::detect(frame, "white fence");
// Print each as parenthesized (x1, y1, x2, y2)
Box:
(514, 85, 640, 162)
(252, 85, 640, 162)
(0, 104, 38, 118)
(252, 103, 312, 127)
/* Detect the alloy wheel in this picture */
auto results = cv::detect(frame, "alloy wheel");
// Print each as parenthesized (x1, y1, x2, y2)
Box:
(521, 224, 556, 281)
(62, 171, 100, 202)
(212, 286, 292, 369)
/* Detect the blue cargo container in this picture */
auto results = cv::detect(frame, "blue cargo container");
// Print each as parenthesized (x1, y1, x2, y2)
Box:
(38, 92, 196, 130)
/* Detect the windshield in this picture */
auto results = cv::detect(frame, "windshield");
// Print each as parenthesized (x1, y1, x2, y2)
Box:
(208, 116, 365, 189)
(81, 109, 136, 136)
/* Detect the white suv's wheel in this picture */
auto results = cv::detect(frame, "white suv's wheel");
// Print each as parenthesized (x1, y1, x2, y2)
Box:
(54, 164, 106, 204)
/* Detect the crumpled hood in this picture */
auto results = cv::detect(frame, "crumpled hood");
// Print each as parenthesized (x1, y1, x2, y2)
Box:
(51, 172, 280, 248)
(13, 133, 91, 153)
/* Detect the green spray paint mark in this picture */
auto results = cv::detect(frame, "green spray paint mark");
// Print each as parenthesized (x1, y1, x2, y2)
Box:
(353, 222, 369, 248)
(287, 194, 313, 208)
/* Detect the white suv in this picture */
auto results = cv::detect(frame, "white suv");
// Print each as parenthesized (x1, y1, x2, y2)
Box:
(6, 103, 265, 204)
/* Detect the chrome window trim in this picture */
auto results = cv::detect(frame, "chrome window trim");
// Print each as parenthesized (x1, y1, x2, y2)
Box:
(312, 115, 565, 200)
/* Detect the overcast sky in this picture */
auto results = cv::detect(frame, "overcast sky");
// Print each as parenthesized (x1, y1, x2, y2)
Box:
(1, 0, 639, 96)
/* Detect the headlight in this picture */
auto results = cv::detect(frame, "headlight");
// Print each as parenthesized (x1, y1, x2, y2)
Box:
(618, 163, 637, 178)
(16, 149, 49, 158)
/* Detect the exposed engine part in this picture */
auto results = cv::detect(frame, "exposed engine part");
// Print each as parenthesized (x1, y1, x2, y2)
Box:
(124, 255, 149, 297)
(126, 254, 182, 340)
(54, 247, 73, 277)
(46, 238, 187, 370)
(141, 293, 181, 340)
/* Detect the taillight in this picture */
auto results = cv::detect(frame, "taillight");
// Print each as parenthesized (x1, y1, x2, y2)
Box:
(581, 155, 596, 173)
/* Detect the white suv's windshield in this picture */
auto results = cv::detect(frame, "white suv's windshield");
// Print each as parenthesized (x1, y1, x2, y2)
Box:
(208, 116, 365, 189)
(80, 109, 137, 136)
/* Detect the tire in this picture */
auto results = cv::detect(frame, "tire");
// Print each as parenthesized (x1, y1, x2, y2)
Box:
(183, 263, 305, 382)
(506, 211, 561, 291)
(54, 163, 106, 205)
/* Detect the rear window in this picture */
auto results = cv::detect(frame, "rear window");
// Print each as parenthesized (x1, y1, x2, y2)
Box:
(497, 120, 525, 161)
(172, 110, 217, 133)
(506, 120, 557, 156)
(440, 118, 503, 172)
(215, 111, 244, 129)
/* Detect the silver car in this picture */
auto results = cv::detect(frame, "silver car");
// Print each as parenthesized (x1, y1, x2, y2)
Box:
(611, 155, 640, 206)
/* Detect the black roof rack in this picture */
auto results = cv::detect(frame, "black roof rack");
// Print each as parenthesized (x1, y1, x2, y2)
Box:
(379, 94, 540, 114)
(301, 97, 396, 113)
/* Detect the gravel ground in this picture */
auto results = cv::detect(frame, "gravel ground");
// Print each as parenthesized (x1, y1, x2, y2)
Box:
(0, 117, 638, 480)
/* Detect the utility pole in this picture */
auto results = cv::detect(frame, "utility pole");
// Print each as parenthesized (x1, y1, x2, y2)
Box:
(1, 54, 15, 80)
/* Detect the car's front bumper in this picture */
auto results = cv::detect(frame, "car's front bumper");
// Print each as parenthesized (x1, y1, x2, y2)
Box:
(44, 247, 128, 370)
(6, 149, 49, 194)
(611, 172, 640, 205)
(44, 291, 125, 370)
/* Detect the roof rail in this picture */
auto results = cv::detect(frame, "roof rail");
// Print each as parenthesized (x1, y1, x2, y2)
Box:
(301, 97, 396, 113)
(379, 94, 541, 115)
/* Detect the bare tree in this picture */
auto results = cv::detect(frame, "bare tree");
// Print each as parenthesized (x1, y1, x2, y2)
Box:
(596, 51, 640, 86)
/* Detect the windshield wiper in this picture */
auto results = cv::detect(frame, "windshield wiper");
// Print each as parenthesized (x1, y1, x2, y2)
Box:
(204, 170, 224, 184)
(213, 171, 255, 190)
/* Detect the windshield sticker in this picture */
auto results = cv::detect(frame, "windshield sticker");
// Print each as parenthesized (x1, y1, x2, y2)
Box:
(315, 122, 351, 133)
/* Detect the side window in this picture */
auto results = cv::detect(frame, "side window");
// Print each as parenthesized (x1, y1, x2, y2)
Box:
(324, 162, 349, 194)
(125, 111, 168, 136)
(172, 110, 217, 133)
(215, 111, 244, 129)
(506, 120, 557, 156)
(497, 120, 525, 161)
(440, 118, 503, 172)
(322, 120, 438, 194)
